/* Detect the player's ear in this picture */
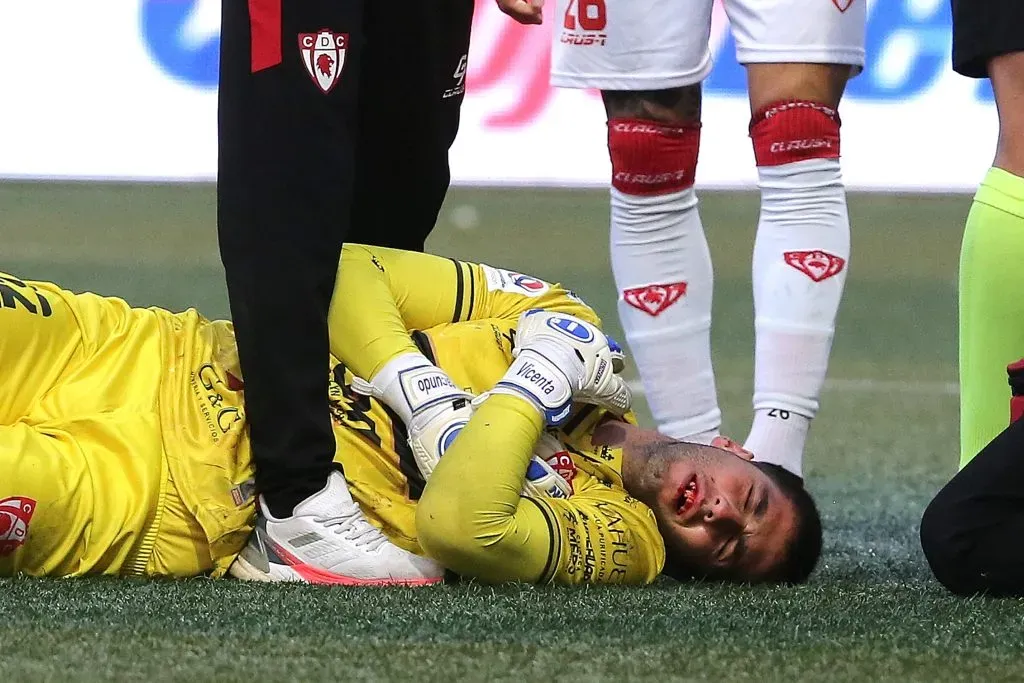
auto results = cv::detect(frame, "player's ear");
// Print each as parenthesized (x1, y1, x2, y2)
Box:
(711, 436, 754, 461)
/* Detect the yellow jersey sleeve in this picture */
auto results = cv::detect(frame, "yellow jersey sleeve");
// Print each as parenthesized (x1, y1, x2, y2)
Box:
(328, 244, 601, 381)
(415, 394, 662, 586)
(524, 489, 664, 585)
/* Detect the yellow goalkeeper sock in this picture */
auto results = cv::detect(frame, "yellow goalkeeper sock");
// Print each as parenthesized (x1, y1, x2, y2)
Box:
(959, 167, 1024, 468)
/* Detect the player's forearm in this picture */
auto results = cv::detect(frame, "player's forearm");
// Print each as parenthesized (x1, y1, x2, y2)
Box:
(416, 394, 550, 582)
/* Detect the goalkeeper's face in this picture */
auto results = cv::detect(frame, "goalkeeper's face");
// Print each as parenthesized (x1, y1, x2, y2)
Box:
(627, 437, 804, 583)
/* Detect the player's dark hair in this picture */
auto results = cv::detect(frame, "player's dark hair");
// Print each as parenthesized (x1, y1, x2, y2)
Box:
(752, 462, 823, 585)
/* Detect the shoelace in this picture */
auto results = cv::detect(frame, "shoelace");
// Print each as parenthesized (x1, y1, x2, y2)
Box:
(315, 507, 391, 551)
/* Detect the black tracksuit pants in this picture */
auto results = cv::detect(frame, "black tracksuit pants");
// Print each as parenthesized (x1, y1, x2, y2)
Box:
(217, 0, 474, 515)
(921, 365, 1024, 596)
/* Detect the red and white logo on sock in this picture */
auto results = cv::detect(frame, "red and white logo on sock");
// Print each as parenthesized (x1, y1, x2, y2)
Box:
(831, 0, 855, 12)
(783, 251, 846, 283)
(0, 496, 35, 555)
(622, 282, 687, 316)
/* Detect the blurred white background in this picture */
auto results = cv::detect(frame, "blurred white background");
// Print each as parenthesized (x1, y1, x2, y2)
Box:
(0, 0, 995, 190)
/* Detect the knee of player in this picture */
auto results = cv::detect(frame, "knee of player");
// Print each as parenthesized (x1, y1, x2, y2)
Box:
(748, 100, 844, 171)
(603, 87, 702, 198)
(919, 492, 989, 596)
(602, 86, 702, 126)
(746, 63, 852, 114)
(919, 495, 960, 588)
(989, 54, 1024, 177)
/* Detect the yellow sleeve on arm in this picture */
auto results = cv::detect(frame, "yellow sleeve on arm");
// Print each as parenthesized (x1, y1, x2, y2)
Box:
(415, 394, 664, 585)
(327, 244, 604, 380)
(416, 394, 558, 583)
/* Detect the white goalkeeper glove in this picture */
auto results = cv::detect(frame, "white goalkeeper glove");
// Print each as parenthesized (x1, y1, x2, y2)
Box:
(351, 353, 472, 480)
(492, 310, 631, 426)
(351, 353, 573, 498)
(523, 431, 574, 499)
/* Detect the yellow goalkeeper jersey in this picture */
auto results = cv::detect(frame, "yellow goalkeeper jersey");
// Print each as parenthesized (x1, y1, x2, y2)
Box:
(0, 247, 665, 584)
(329, 319, 663, 585)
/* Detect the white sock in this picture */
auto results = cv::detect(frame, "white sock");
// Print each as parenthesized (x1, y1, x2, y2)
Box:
(611, 186, 720, 444)
(744, 158, 850, 476)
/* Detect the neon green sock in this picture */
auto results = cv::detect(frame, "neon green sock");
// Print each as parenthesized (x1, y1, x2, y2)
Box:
(959, 167, 1024, 468)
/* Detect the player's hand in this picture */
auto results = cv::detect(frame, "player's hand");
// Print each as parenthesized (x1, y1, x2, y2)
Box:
(409, 392, 572, 498)
(524, 432, 573, 498)
(406, 392, 474, 480)
(400, 385, 575, 500)
(516, 310, 632, 414)
(354, 354, 573, 498)
(351, 357, 472, 479)
(524, 455, 573, 498)
(496, 0, 544, 25)
(493, 310, 632, 425)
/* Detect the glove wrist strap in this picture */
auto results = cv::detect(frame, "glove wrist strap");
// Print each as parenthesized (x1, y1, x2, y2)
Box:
(494, 350, 573, 426)
(354, 352, 462, 425)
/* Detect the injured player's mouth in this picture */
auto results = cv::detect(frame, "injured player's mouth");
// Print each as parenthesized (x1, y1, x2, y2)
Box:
(675, 474, 703, 519)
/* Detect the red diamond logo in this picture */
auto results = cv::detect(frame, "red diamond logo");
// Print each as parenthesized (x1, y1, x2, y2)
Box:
(784, 250, 846, 282)
(0, 496, 35, 556)
(622, 282, 687, 316)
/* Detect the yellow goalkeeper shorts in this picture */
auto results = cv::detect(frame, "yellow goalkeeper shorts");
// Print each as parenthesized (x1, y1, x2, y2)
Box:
(0, 272, 215, 578)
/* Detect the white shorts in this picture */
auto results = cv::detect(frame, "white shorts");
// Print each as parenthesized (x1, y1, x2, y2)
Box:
(551, 0, 866, 91)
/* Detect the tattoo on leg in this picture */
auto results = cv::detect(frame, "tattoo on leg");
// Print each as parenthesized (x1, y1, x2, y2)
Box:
(602, 86, 702, 124)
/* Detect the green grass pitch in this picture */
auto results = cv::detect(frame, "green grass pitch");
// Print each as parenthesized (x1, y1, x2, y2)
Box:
(2, 182, 1023, 682)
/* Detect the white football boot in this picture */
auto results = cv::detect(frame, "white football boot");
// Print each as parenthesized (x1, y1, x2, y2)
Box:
(229, 471, 444, 586)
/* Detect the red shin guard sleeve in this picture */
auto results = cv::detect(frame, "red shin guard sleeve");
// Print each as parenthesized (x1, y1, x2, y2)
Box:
(607, 119, 701, 196)
(750, 101, 841, 167)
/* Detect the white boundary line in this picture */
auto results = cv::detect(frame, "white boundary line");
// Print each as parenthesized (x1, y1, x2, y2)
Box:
(626, 378, 959, 396)
(0, 176, 980, 195)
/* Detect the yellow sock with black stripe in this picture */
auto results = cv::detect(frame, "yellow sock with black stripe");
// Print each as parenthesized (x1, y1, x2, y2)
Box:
(959, 167, 1024, 468)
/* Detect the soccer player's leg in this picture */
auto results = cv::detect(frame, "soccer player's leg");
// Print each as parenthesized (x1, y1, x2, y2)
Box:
(219, 0, 428, 584)
(921, 413, 1024, 596)
(920, 6, 1024, 587)
(959, 151, 1024, 467)
(987, 54, 1024, 180)
(347, 0, 474, 253)
(726, 0, 866, 476)
(602, 88, 719, 444)
(217, 0, 363, 520)
(951, 0, 1024, 467)
(220, 0, 472, 586)
(552, 0, 722, 444)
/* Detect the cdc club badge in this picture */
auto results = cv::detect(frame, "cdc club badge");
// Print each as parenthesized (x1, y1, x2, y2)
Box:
(298, 30, 349, 94)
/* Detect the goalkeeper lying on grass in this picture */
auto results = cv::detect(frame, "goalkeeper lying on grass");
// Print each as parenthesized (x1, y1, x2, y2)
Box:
(0, 246, 820, 586)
